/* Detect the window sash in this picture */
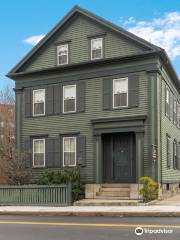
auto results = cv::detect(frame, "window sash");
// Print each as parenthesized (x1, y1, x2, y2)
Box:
(63, 85, 76, 113)
(63, 137, 76, 167)
(57, 44, 68, 65)
(33, 89, 45, 116)
(91, 38, 103, 60)
(33, 139, 45, 167)
(113, 78, 128, 108)
(173, 141, 178, 169)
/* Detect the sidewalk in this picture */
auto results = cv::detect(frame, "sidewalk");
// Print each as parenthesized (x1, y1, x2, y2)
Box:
(0, 205, 180, 217)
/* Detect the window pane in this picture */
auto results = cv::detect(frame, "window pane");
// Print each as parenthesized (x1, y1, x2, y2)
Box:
(114, 79, 127, 94)
(34, 140, 44, 153)
(64, 86, 76, 99)
(34, 90, 45, 103)
(114, 93, 127, 107)
(64, 99, 75, 112)
(57, 45, 68, 55)
(34, 103, 44, 115)
(92, 38, 102, 50)
(166, 89, 169, 103)
(34, 153, 44, 166)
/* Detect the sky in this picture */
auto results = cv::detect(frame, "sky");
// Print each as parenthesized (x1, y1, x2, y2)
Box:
(1, 0, 180, 89)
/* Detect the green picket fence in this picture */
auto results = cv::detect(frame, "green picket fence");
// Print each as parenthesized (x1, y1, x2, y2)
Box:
(0, 184, 72, 206)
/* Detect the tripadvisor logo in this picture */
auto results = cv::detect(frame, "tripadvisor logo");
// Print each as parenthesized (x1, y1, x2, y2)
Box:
(135, 227, 143, 236)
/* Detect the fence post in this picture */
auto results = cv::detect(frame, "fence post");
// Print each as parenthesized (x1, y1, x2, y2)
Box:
(67, 181, 72, 205)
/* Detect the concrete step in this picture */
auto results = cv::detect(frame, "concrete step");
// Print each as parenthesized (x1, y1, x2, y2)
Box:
(95, 195, 130, 200)
(97, 191, 129, 197)
(74, 199, 140, 206)
(102, 184, 130, 188)
(100, 187, 130, 192)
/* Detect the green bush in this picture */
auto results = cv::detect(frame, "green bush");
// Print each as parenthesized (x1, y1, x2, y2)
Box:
(37, 167, 84, 201)
(139, 176, 158, 202)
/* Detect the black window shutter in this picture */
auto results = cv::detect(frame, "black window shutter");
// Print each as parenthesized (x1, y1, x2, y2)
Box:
(46, 138, 62, 168)
(46, 138, 54, 167)
(128, 75, 139, 107)
(46, 87, 54, 115)
(24, 137, 32, 168)
(54, 138, 62, 167)
(178, 144, 180, 170)
(54, 85, 61, 114)
(24, 89, 32, 117)
(77, 82, 85, 112)
(77, 135, 86, 166)
(103, 78, 112, 110)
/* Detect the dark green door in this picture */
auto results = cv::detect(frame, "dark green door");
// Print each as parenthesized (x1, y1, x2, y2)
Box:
(103, 133, 135, 183)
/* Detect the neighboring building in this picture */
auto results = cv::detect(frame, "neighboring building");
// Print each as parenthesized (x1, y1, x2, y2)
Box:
(7, 6, 180, 197)
(0, 104, 15, 145)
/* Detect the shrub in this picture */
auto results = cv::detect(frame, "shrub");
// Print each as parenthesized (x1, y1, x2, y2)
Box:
(37, 167, 84, 201)
(139, 176, 158, 202)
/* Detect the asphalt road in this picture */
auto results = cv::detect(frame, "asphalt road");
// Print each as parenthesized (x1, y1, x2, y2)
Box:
(0, 215, 179, 240)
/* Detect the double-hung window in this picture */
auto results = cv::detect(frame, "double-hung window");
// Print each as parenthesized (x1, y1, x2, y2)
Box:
(63, 85, 76, 113)
(33, 89, 45, 116)
(33, 139, 45, 167)
(165, 87, 170, 117)
(57, 44, 68, 65)
(63, 137, 76, 167)
(113, 78, 128, 108)
(173, 98, 177, 125)
(178, 103, 180, 128)
(91, 38, 103, 60)
(167, 135, 171, 168)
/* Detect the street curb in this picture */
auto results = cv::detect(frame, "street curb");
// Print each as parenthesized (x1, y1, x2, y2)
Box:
(0, 211, 180, 217)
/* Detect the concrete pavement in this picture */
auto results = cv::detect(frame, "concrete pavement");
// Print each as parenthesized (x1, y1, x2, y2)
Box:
(0, 205, 180, 217)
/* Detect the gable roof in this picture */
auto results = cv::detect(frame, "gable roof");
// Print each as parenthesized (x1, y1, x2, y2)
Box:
(7, 5, 161, 76)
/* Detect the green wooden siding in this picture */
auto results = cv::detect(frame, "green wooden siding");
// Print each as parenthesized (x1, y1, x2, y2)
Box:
(19, 70, 149, 182)
(159, 67, 180, 183)
(20, 15, 145, 73)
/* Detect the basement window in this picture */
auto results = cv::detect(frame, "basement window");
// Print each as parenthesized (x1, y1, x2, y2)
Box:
(57, 44, 68, 65)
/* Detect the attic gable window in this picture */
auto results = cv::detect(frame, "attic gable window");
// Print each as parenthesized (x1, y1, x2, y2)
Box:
(91, 38, 103, 60)
(57, 44, 68, 65)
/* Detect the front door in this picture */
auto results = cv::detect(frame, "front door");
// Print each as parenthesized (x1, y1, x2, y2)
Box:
(103, 133, 135, 183)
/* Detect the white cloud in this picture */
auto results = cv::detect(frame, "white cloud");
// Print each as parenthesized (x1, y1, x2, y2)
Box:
(23, 34, 45, 46)
(123, 12, 180, 59)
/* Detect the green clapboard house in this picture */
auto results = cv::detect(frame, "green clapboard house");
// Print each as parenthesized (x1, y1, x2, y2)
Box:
(7, 6, 180, 199)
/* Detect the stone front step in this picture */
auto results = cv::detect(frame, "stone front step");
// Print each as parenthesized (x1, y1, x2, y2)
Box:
(100, 187, 130, 192)
(74, 199, 140, 206)
(97, 191, 129, 197)
(102, 184, 130, 188)
(95, 196, 130, 200)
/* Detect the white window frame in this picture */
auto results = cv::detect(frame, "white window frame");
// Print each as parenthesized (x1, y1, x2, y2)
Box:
(57, 44, 68, 65)
(63, 85, 76, 113)
(91, 38, 103, 60)
(33, 89, 45, 117)
(33, 138, 45, 168)
(63, 136, 76, 167)
(113, 77, 128, 109)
